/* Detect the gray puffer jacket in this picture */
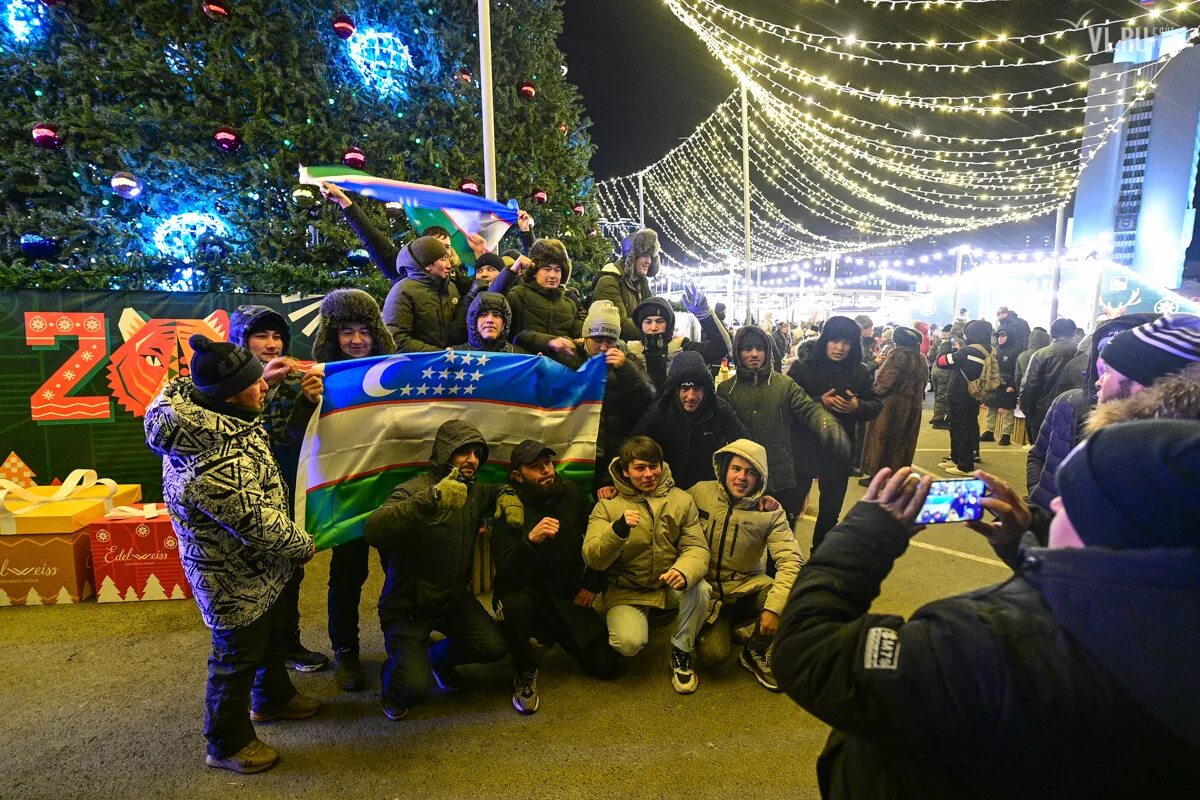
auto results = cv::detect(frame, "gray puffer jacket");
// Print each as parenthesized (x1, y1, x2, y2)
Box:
(145, 378, 313, 630)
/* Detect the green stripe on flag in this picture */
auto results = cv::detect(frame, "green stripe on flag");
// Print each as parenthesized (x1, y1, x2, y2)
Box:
(306, 462, 598, 550)
(406, 207, 477, 268)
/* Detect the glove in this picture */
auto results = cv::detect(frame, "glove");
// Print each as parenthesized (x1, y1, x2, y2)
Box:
(434, 467, 467, 511)
(681, 283, 710, 319)
(495, 490, 524, 527)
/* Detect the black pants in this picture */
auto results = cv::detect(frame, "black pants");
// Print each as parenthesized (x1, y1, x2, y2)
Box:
(328, 538, 370, 655)
(272, 565, 304, 653)
(494, 590, 625, 678)
(379, 593, 507, 710)
(949, 400, 981, 471)
(204, 592, 296, 759)
(794, 467, 851, 552)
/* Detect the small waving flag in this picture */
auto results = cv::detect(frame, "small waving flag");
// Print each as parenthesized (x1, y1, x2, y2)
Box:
(299, 165, 518, 265)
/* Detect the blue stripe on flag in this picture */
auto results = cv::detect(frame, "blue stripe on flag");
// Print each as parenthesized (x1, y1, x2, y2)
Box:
(320, 351, 607, 414)
(299, 165, 518, 224)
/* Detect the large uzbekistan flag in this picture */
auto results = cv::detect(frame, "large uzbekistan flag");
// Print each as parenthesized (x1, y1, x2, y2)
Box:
(295, 350, 607, 550)
(298, 165, 518, 266)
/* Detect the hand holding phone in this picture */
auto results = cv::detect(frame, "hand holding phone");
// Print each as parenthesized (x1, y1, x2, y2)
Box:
(915, 479, 988, 525)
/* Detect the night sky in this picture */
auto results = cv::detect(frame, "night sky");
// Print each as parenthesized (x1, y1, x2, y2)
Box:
(559, 0, 1200, 267)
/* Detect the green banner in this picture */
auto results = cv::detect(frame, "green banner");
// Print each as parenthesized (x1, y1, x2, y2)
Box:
(0, 290, 325, 501)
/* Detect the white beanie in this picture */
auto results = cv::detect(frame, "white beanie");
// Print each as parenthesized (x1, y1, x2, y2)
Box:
(584, 300, 621, 340)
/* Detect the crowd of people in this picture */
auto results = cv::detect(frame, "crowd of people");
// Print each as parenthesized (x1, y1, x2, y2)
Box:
(140, 192, 1200, 795)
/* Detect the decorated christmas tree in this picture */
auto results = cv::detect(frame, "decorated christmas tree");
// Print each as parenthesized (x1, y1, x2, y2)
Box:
(0, 0, 605, 293)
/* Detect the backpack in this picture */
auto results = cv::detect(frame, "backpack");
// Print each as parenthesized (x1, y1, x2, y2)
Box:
(965, 344, 1001, 402)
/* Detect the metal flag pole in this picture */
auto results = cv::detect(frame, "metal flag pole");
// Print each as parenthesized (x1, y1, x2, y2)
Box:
(478, 0, 497, 200)
(741, 80, 753, 325)
(1049, 203, 1067, 322)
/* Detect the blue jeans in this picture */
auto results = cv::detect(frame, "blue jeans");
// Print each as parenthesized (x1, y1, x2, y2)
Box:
(605, 579, 712, 657)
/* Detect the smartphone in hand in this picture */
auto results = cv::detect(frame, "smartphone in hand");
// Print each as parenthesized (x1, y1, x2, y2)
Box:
(915, 479, 987, 525)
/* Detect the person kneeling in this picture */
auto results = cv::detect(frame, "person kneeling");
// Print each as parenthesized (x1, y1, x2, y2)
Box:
(363, 421, 514, 720)
(689, 440, 803, 691)
(492, 440, 624, 715)
(584, 437, 711, 693)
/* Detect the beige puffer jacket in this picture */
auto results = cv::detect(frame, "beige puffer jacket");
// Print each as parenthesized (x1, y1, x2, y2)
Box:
(584, 458, 710, 609)
(686, 439, 803, 617)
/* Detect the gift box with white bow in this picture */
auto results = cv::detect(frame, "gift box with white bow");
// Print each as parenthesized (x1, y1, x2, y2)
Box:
(88, 504, 191, 603)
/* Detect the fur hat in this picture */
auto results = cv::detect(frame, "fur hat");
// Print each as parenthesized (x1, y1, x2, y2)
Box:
(1058, 419, 1200, 549)
(526, 238, 572, 283)
(621, 228, 660, 279)
(188, 334, 262, 402)
(893, 326, 922, 349)
(311, 288, 396, 363)
(584, 300, 621, 340)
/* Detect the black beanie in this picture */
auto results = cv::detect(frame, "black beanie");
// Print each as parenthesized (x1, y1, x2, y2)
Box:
(1050, 318, 1077, 340)
(1099, 313, 1200, 388)
(188, 334, 263, 402)
(1057, 419, 1200, 549)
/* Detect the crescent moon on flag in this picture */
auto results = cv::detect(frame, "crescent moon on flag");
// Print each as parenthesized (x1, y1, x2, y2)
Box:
(361, 355, 410, 398)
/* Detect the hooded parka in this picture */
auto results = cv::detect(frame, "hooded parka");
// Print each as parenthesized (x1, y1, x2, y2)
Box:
(627, 296, 732, 393)
(486, 239, 585, 344)
(687, 440, 803, 617)
(629, 351, 749, 490)
(583, 459, 709, 609)
(717, 326, 850, 493)
(145, 378, 314, 630)
(363, 420, 506, 615)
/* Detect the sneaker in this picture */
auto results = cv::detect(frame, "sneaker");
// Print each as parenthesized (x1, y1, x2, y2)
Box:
(334, 650, 365, 692)
(856, 476, 871, 488)
(937, 459, 956, 469)
(998, 434, 1011, 446)
(944, 466, 974, 476)
(979, 431, 995, 442)
(974, 452, 983, 463)
(380, 694, 409, 721)
(671, 647, 698, 694)
(512, 669, 540, 715)
(284, 644, 330, 673)
(930, 420, 950, 430)
(250, 693, 322, 722)
(739, 644, 782, 692)
(205, 738, 278, 774)
(431, 661, 467, 692)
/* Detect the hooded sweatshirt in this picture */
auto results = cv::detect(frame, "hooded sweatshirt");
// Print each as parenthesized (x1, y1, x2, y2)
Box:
(628, 296, 733, 393)
(583, 457, 709, 609)
(363, 420, 506, 615)
(382, 241, 469, 351)
(787, 316, 883, 435)
(145, 378, 313, 630)
(629, 351, 749, 490)
(718, 326, 850, 492)
(687, 439, 803, 616)
(460, 290, 517, 352)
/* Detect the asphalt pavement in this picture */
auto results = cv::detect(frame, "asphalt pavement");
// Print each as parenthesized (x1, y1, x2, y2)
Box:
(0, 406, 1029, 800)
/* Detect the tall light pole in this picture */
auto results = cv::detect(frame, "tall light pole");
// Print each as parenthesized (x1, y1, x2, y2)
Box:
(740, 80, 753, 325)
(1049, 203, 1067, 322)
(478, 1, 497, 199)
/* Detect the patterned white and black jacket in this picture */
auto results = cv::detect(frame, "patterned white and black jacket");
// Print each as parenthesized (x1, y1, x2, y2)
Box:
(145, 378, 313, 630)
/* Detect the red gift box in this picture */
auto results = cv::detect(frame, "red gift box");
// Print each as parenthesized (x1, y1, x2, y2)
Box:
(0, 530, 93, 606)
(88, 504, 192, 603)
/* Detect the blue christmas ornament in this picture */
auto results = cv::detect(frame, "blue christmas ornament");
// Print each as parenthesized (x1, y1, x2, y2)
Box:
(347, 248, 372, 269)
(20, 231, 59, 258)
(4, 0, 47, 45)
(347, 29, 413, 100)
(152, 212, 230, 263)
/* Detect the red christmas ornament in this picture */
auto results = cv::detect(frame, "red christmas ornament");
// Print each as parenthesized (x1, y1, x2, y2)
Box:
(212, 125, 242, 152)
(571, 203, 585, 216)
(342, 147, 366, 169)
(458, 179, 481, 195)
(332, 13, 355, 39)
(31, 122, 62, 150)
(532, 189, 548, 205)
(202, 0, 230, 21)
(456, 68, 473, 84)
(517, 80, 537, 100)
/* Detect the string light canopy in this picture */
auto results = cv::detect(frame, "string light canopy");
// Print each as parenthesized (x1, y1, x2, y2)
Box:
(596, 0, 1198, 273)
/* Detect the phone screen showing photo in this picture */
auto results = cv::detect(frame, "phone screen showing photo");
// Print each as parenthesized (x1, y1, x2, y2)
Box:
(916, 479, 987, 525)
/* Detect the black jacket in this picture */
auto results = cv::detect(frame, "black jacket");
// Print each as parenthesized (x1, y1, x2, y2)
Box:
(363, 420, 504, 616)
(988, 332, 1022, 409)
(1019, 338, 1079, 434)
(629, 351, 749, 490)
(382, 242, 470, 352)
(630, 296, 731, 394)
(936, 343, 988, 405)
(774, 502, 1200, 799)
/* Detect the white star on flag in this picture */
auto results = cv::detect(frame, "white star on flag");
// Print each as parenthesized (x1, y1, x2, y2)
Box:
(422, 368, 434, 380)
(448, 386, 459, 395)
(463, 385, 475, 395)
(460, 353, 474, 365)
(416, 385, 428, 396)
(454, 370, 466, 381)
(432, 386, 444, 396)
(400, 385, 412, 396)
(470, 370, 483, 382)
